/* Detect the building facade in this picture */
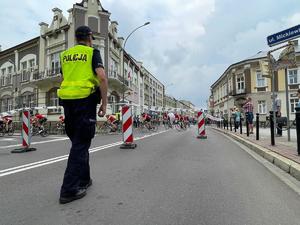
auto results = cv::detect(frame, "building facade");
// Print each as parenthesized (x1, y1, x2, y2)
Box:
(210, 42, 300, 122)
(0, 0, 169, 120)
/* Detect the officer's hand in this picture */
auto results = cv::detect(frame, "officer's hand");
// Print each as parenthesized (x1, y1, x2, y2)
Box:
(98, 104, 106, 117)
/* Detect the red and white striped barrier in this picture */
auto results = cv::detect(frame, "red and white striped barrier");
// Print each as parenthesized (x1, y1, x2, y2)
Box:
(11, 110, 36, 153)
(197, 111, 207, 139)
(22, 111, 30, 147)
(120, 105, 137, 149)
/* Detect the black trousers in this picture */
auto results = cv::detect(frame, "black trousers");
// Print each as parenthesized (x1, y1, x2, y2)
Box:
(60, 93, 98, 197)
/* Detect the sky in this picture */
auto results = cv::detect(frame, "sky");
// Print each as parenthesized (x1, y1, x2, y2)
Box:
(1, 0, 300, 108)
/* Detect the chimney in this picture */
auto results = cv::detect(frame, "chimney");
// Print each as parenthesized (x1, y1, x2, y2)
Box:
(52, 7, 62, 15)
(118, 37, 124, 47)
(39, 22, 49, 35)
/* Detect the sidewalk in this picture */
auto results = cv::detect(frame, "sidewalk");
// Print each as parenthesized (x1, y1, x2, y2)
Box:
(211, 125, 300, 181)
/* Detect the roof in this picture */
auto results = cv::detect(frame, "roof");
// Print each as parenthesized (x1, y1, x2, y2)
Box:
(0, 37, 39, 57)
(211, 51, 269, 89)
(245, 51, 268, 60)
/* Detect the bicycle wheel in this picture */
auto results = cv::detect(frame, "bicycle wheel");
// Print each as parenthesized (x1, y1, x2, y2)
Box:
(40, 129, 49, 137)
(152, 124, 158, 132)
(8, 127, 14, 136)
(164, 121, 169, 130)
(98, 124, 110, 134)
(175, 123, 181, 131)
(0, 127, 4, 137)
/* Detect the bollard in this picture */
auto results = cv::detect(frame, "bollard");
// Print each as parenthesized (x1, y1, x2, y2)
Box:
(12, 110, 37, 153)
(234, 118, 237, 132)
(256, 113, 259, 140)
(226, 118, 229, 130)
(270, 111, 275, 146)
(230, 117, 232, 131)
(197, 111, 207, 139)
(120, 105, 137, 149)
(240, 119, 243, 134)
(295, 107, 300, 155)
(246, 113, 249, 137)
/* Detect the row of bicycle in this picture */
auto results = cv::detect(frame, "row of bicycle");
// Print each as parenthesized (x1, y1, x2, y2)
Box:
(96, 118, 193, 134)
(0, 120, 65, 137)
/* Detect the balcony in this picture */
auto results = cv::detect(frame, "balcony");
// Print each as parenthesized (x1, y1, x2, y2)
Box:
(108, 71, 130, 92)
(31, 68, 62, 86)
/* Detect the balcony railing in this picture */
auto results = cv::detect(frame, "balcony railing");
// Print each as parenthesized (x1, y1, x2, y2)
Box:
(32, 67, 61, 81)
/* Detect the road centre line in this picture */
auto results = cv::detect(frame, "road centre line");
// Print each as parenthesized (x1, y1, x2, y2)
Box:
(0, 137, 70, 149)
(0, 130, 168, 177)
(0, 130, 166, 150)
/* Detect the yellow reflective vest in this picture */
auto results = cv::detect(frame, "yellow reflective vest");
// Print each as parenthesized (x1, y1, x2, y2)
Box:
(57, 45, 100, 99)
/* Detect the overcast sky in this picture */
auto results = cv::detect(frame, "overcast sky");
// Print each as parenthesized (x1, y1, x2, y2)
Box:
(1, 0, 300, 107)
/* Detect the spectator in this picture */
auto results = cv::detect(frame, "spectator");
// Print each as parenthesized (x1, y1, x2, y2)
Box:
(234, 108, 241, 130)
(243, 97, 254, 134)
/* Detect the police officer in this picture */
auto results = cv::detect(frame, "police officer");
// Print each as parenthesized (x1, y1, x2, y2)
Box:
(58, 26, 108, 204)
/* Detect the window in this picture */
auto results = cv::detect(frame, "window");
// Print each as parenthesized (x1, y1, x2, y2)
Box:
(256, 70, 266, 87)
(21, 92, 35, 108)
(50, 53, 60, 75)
(1, 68, 5, 86)
(21, 61, 29, 81)
(236, 74, 245, 94)
(290, 93, 299, 113)
(258, 100, 267, 114)
(1, 97, 13, 112)
(47, 88, 59, 113)
(49, 92, 59, 109)
(288, 69, 298, 84)
(6, 66, 12, 85)
(7, 66, 12, 74)
(7, 98, 12, 111)
(228, 77, 232, 92)
(29, 59, 35, 71)
(21, 61, 27, 70)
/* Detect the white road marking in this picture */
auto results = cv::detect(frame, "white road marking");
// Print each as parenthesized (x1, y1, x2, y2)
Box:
(0, 130, 168, 177)
(0, 138, 15, 141)
(0, 137, 70, 149)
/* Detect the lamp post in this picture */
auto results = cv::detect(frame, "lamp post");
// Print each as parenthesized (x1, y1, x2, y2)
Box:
(122, 22, 150, 104)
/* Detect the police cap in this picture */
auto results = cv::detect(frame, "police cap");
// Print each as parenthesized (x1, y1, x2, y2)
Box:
(75, 26, 95, 40)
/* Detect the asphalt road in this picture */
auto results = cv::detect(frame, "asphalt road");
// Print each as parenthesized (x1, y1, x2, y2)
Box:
(1, 127, 300, 225)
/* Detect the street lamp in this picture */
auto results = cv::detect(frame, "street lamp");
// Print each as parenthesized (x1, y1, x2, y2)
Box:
(122, 22, 150, 104)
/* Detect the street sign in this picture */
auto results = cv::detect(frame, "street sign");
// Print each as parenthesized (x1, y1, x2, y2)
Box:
(267, 24, 300, 47)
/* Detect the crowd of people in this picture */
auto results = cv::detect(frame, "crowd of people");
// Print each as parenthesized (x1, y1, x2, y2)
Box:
(221, 95, 284, 137)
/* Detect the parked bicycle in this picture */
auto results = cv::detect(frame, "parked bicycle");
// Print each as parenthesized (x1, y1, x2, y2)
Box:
(0, 123, 14, 137)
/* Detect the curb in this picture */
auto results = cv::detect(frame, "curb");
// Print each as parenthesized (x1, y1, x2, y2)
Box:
(212, 127, 300, 182)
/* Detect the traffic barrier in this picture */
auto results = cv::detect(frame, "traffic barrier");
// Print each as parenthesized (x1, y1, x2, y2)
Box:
(120, 105, 137, 149)
(197, 111, 207, 139)
(11, 110, 36, 153)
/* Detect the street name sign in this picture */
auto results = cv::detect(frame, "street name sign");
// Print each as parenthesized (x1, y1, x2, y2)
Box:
(267, 24, 300, 47)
